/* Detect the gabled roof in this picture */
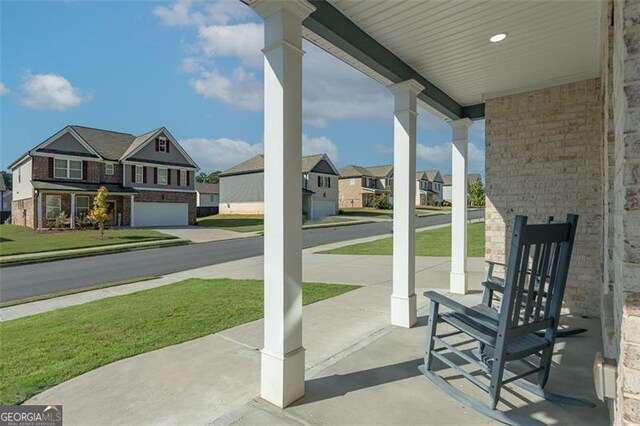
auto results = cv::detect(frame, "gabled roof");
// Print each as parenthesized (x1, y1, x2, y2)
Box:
(195, 182, 219, 194)
(416, 171, 427, 180)
(220, 154, 337, 177)
(442, 174, 452, 186)
(425, 170, 443, 183)
(366, 164, 393, 178)
(220, 155, 265, 177)
(119, 128, 161, 160)
(70, 126, 136, 160)
(339, 165, 374, 178)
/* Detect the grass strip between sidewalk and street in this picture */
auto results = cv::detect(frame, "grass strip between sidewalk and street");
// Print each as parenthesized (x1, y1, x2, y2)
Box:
(0, 278, 359, 405)
(0, 239, 189, 267)
(197, 214, 358, 233)
(320, 223, 485, 257)
(0, 225, 178, 257)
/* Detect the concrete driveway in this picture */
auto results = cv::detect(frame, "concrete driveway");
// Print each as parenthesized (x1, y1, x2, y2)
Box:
(151, 226, 256, 243)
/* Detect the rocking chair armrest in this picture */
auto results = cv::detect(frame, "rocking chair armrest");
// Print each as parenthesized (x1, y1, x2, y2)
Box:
(423, 291, 494, 322)
(485, 260, 506, 268)
(482, 279, 505, 294)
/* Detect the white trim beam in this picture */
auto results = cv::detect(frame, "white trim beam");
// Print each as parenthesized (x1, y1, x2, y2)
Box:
(389, 79, 424, 328)
(449, 118, 472, 294)
(251, 0, 315, 409)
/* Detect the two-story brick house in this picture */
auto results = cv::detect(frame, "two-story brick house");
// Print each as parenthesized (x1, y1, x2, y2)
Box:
(338, 165, 392, 208)
(9, 125, 199, 229)
(219, 153, 339, 220)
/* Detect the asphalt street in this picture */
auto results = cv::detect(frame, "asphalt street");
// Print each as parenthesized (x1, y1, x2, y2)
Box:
(0, 210, 484, 302)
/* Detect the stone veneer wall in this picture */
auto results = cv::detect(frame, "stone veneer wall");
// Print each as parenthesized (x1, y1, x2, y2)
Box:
(611, 0, 640, 423)
(484, 78, 604, 315)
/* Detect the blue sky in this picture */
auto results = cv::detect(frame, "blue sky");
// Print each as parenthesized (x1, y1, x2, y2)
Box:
(0, 0, 485, 175)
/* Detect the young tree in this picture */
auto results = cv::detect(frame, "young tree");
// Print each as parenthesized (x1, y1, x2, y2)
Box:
(469, 178, 486, 207)
(196, 172, 209, 183)
(207, 171, 222, 184)
(88, 186, 111, 239)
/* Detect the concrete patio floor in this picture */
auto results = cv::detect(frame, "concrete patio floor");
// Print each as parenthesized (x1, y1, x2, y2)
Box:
(26, 253, 608, 425)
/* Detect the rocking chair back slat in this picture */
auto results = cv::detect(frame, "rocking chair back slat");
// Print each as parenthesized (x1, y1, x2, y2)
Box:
(523, 243, 542, 323)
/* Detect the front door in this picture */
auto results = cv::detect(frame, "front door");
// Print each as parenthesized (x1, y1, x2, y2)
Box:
(106, 200, 116, 225)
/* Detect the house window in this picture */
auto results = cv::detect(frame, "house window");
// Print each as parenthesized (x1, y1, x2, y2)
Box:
(318, 176, 331, 188)
(105, 163, 114, 175)
(46, 195, 61, 220)
(76, 196, 90, 219)
(158, 168, 168, 185)
(349, 178, 355, 186)
(210, 195, 215, 202)
(180, 170, 186, 186)
(135, 165, 144, 183)
(54, 159, 82, 179)
(159, 137, 167, 153)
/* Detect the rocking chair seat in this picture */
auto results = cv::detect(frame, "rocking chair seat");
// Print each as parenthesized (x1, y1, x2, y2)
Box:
(426, 291, 551, 361)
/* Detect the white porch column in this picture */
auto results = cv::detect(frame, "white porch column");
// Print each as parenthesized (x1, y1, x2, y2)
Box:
(70, 193, 76, 229)
(251, 0, 315, 409)
(449, 118, 472, 294)
(130, 195, 135, 227)
(389, 80, 424, 328)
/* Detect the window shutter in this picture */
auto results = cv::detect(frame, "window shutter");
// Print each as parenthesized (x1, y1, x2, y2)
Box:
(177, 170, 181, 186)
(143, 166, 148, 184)
(82, 161, 88, 180)
(153, 167, 158, 184)
(328, 177, 331, 188)
(186, 171, 190, 186)
(155, 138, 159, 151)
(166, 141, 170, 153)
(317, 176, 321, 186)
(167, 169, 172, 185)
(48, 157, 54, 179)
(131, 165, 135, 182)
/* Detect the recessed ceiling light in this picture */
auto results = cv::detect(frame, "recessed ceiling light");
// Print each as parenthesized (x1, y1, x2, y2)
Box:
(490, 33, 507, 43)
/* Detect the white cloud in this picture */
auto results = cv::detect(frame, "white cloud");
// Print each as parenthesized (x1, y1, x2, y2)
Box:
(189, 67, 262, 111)
(180, 137, 263, 172)
(156, 2, 393, 125)
(0, 83, 8, 96)
(416, 141, 485, 174)
(154, 0, 252, 27)
(303, 134, 339, 163)
(19, 73, 90, 111)
(154, 1, 204, 27)
(198, 22, 263, 68)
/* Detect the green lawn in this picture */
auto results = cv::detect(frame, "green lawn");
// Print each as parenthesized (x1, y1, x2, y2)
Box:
(0, 225, 176, 257)
(0, 278, 358, 405)
(322, 223, 485, 257)
(197, 214, 356, 232)
(197, 214, 264, 232)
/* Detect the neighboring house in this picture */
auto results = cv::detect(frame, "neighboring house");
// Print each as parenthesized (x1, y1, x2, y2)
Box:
(365, 164, 394, 203)
(442, 173, 481, 203)
(219, 153, 339, 220)
(424, 170, 444, 203)
(9, 125, 199, 229)
(415, 172, 435, 206)
(195, 182, 219, 207)
(338, 165, 392, 208)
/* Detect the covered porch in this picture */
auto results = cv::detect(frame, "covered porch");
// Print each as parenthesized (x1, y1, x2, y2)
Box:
(247, 0, 637, 423)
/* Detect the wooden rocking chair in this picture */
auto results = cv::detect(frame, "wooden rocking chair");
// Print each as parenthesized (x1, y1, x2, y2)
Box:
(418, 214, 595, 425)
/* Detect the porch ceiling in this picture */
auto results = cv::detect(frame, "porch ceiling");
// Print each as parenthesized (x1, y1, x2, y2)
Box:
(322, 0, 602, 107)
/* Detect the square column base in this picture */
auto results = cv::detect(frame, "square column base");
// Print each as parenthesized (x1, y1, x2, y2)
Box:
(450, 271, 468, 295)
(260, 346, 305, 408)
(390, 294, 417, 328)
